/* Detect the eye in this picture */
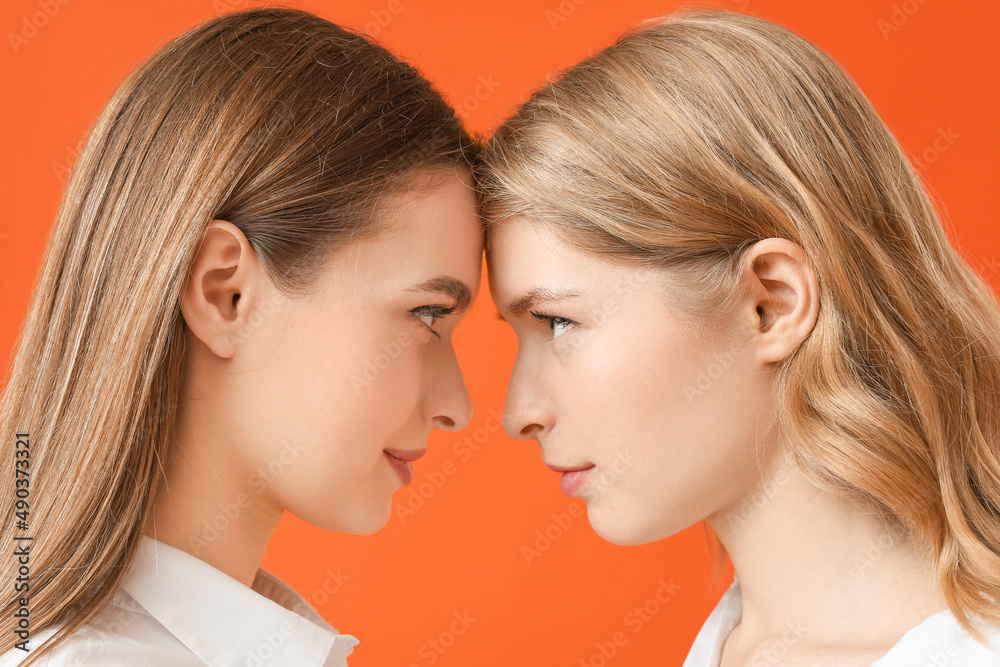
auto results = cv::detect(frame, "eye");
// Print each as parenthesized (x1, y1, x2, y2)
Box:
(411, 305, 457, 340)
(530, 310, 576, 339)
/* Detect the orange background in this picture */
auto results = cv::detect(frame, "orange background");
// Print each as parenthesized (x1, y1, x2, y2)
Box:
(1, 0, 997, 665)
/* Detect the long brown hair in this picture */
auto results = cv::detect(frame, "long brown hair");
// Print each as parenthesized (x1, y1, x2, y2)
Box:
(0, 7, 477, 662)
(477, 7, 1000, 640)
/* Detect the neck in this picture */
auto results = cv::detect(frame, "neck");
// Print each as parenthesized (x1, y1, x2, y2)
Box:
(707, 450, 948, 657)
(142, 407, 283, 588)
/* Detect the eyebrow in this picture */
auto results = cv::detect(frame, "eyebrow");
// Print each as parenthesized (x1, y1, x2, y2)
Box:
(406, 276, 474, 311)
(496, 287, 581, 322)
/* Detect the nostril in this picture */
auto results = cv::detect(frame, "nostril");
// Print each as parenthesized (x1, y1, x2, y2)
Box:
(519, 423, 541, 438)
(438, 415, 456, 428)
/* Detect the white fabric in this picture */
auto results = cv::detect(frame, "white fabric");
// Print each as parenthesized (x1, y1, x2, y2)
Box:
(683, 578, 1000, 666)
(0, 535, 358, 666)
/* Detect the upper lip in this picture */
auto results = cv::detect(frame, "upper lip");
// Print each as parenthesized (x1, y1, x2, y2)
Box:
(384, 447, 427, 462)
(545, 462, 596, 473)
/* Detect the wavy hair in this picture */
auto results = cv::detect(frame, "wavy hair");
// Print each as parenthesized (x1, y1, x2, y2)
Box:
(476, 7, 1000, 639)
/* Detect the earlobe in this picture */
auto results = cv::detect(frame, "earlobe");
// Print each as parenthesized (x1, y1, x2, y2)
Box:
(743, 238, 819, 364)
(179, 220, 255, 359)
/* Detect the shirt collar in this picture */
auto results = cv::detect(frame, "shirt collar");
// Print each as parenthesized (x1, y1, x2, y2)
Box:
(682, 577, 741, 667)
(121, 535, 359, 666)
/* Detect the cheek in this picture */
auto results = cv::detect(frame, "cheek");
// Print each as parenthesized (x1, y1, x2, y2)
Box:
(569, 322, 760, 536)
(260, 328, 417, 525)
(557, 321, 696, 442)
(340, 327, 427, 429)
(580, 328, 701, 487)
(633, 374, 764, 542)
(252, 312, 424, 472)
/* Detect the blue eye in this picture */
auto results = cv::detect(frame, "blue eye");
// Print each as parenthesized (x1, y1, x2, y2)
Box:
(530, 310, 576, 339)
(411, 305, 457, 340)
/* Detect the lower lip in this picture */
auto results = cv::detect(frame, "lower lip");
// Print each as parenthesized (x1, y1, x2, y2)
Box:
(559, 466, 595, 496)
(384, 451, 414, 485)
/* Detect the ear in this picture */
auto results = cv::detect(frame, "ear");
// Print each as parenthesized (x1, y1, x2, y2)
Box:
(180, 220, 260, 359)
(738, 237, 819, 365)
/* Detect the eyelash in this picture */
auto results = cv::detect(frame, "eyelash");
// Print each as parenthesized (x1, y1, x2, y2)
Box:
(411, 305, 458, 340)
(530, 309, 576, 338)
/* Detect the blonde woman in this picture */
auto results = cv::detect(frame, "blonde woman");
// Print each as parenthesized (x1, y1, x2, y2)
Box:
(0, 8, 482, 666)
(478, 9, 1000, 666)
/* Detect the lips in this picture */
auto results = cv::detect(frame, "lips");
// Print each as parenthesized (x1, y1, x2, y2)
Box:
(383, 448, 426, 486)
(383, 447, 427, 462)
(545, 462, 595, 474)
(544, 461, 596, 497)
(559, 467, 594, 496)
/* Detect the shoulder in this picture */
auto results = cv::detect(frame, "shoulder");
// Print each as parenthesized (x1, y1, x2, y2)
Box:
(0, 591, 205, 666)
(940, 618, 1000, 666)
(876, 610, 1000, 666)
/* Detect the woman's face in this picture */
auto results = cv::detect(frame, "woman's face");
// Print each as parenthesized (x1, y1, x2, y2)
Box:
(487, 215, 781, 545)
(179, 165, 483, 537)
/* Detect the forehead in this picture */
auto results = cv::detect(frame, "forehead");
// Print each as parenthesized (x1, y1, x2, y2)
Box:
(316, 170, 484, 299)
(486, 215, 644, 299)
(487, 215, 574, 274)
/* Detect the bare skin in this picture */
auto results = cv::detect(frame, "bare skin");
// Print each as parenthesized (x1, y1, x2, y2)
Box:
(487, 215, 948, 666)
(145, 165, 483, 587)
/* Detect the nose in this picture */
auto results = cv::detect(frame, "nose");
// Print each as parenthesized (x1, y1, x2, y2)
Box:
(502, 352, 553, 440)
(420, 340, 473, 432)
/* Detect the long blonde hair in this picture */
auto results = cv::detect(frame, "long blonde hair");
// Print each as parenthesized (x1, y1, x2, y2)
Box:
(0, 7, 477, 663)
(477, 8, 1000, 639)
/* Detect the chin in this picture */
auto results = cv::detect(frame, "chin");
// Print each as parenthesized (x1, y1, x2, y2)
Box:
(586, 505, 666, 546)
(341, 501, 393, 536)
(295, 497, 393, 536)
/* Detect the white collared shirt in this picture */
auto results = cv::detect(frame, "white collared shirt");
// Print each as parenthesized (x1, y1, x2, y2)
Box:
(683, 578, 1000, 666)
(1, 536, 359, 666)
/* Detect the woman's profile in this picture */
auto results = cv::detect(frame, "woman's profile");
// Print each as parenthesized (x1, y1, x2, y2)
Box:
(0, 7, 482, 665)
(479, 8, 1000, 666)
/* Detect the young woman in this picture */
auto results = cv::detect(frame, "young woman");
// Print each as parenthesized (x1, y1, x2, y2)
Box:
(0, 8, 482, 665)
(478, 9, 1000, 666)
